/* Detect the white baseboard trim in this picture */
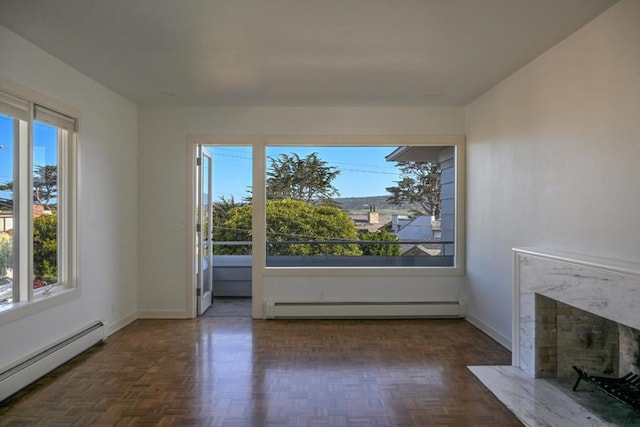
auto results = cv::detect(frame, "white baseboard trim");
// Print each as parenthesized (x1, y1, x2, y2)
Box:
(137, 310, 190, 319)
(106, 312, 138, 337)
(465, 314, 512, 351)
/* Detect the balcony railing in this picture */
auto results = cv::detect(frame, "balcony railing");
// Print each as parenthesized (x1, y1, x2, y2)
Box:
(207, 240, 455, 267)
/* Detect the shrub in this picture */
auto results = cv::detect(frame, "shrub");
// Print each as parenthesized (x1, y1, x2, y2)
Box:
(359, 230, 401, 256)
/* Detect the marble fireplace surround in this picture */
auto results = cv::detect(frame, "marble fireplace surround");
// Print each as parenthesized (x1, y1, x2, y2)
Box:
(470, 248, 640, 426)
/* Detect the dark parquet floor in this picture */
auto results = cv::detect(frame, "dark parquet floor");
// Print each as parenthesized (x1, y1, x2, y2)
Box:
(0, 318, 522, 426)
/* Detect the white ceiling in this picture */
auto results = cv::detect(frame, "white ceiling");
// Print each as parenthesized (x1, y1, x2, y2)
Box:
(0, 0, 618, 107)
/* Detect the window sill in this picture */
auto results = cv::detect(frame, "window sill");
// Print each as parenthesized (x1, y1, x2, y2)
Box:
(262, 265, 465, 277)
(0, 287, 79, 327)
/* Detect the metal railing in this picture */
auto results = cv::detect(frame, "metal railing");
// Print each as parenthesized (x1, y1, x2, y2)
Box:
(209, 239, 454, 256)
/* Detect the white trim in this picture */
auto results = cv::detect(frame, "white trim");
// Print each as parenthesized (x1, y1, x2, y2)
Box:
(105, 311, 138, 336)
(262, 266, 463, 277)
(137, 310, 190, 319)
(465, 314, 512, 351)
(512, 247, 640, 278)
(185, 141, 197, 318)
(251, 143, 266, 318)
(512, 250, 520, 366)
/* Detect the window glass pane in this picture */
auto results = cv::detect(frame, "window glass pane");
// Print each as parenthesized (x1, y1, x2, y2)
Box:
(210, 146, 253, 255)
(32, 121, 58, 289)
(264, 146, 455, 267)
(0, 113, 15, 303)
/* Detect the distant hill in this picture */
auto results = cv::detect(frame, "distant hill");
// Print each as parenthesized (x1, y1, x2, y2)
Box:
(334, 195, 420, 214)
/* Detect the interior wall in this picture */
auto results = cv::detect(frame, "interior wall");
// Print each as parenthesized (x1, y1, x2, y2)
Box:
(138, 106, 465, 316)
(0, 26, 138, 368)
(464, 0, 640, 348)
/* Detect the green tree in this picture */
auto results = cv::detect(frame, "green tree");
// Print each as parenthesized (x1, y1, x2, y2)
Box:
(212, 196, 241, 224)
(266, 153, 340, 203)
(207, 196, 247, 254)
(386, 161, 441, 216)
(0, 165, 58, 210)
(214, 199, 361, 256)
(33, 212, 57, 283)
(208, 196, 242, 238)
(359, 230, 401, 256)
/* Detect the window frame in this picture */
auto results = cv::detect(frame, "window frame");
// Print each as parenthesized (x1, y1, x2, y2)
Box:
(259, 136, 465, 276)
(0, 81, 79, 326)
(262, 144, 456, 269)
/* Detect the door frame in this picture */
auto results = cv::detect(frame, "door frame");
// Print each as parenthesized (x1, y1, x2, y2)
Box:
(195, 145, 213, 315)
(186, 136, 264, 319)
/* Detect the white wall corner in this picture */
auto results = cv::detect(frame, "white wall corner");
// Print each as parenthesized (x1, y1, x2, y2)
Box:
(105, 311, 139, 337)
(465, 314, 512, 351)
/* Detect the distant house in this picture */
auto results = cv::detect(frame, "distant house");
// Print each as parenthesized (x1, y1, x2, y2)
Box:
(394, 215, 436, 240)
(0, 212, 12, 234)
(352, 214, 391, 233)
(391, 215, 443, 255)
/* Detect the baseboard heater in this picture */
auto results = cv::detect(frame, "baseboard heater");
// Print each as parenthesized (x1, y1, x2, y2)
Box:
(265, 301, 466, 319)
(0, 321, 105, 403)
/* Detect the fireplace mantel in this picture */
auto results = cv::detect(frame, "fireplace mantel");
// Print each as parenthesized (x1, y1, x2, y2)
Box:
(512, 247, 640, 377)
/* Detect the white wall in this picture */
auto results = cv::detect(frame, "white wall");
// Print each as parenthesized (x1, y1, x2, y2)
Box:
(465, 0, 640, 348)
(138, 106, 465, 317)
(0, 26, 138, 368)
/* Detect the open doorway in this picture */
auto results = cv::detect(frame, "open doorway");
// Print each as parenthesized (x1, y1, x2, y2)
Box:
(195, 144, 252, 317)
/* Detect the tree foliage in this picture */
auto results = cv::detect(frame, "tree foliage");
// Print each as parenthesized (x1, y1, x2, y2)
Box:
(359, 230, 401, 256)
(266, 153, 340, 203)
(0, 165, 58, 210)
(386, 161, 441, 217)
(33, 212, 57, 283)
(213, 199, 361, 256)
(207, 196, 243, 238)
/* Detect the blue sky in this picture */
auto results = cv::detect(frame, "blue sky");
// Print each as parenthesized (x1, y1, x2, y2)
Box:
(210, 146, 403, 201)
(0, 114, 57, 203)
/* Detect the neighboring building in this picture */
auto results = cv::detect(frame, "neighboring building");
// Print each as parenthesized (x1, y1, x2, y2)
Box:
(351, 212, 391, 233)
(0, 212, 12, 234)
(391, 214, 443, 255)
(386, 145, 455, 256)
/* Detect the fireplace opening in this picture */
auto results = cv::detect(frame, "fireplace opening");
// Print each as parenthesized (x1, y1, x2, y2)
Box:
(535, 293, 640, 416)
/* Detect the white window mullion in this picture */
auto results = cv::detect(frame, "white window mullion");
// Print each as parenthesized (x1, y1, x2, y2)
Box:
(56, 128, 67, 288)
(16, 115, 31, 302)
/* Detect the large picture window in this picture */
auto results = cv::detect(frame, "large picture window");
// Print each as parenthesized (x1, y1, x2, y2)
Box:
(264, 145, 457, 267)
(0, 89, 77, 311)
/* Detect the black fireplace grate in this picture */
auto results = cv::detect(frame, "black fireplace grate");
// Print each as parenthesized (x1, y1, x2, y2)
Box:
(573, 365, 640, 413)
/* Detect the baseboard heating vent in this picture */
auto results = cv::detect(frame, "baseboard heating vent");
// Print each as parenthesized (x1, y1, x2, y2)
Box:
(0, 321, 105, 403)
(265, 301, 466, 319)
